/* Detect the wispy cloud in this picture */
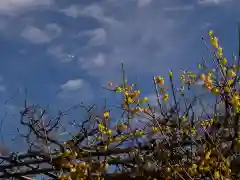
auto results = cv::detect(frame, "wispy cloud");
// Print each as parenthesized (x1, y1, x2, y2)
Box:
(47, 45, 75, 62)
(60, 4, 120, 25)
(137, 0, 152, 8)
(59, 4, 80, 18)
(45, 23, 62, 39)
(163, 5, 194, 12)
(0, 0, 54, 15)
(79, 53, 106, 71)
(60, 79, 84, 91)
(21, 25, 51, 44)
(73, 4, 196, 84)
(58, 79, 93, 103)
(198, 0, 233, 5)
(78, 28, 106, 46)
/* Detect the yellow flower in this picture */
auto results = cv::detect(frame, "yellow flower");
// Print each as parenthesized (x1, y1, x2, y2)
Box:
(192, 164, 197, 169)
(162, 94, 169, 101)
(70, 167, 76, 172)
(218, 47, 223, 54)
(220, 58, 227, 65)
(152, 126, 159, 132)
(227, 69, 236, 77)
(211, 87, 220, 95)
(232, 94, 240, 105)
(107, 129, 112, 135)
(103, 111, 110, 119)
(208, 30, 214, 36)
(168, 70, 173, 77)
(156, 76, 164, 85)
(214, 171, 220, 179)
(210, 36, 219, 49)
(104, 163, 109, 169)
(224, 86, 231, 93)
(141, 97, 149, 104)
(98, 123, 105, 131)
(190, 127, 196, 135)
(205, 150, 212, 160)
(227, 79, 233, 86)
(64, 149, 71, 156)
(127, 97, 133, 104)
(133, 90, 141, 95)
(115, 87, 122, 93)
(218, 53, 223, 58)
(108, 82, 113, 86)
(200, 74, 206, 81)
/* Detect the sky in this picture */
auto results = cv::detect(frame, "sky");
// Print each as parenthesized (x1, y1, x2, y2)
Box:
(0, 0, 238, 152)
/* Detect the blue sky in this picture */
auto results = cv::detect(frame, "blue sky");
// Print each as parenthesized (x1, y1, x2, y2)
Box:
(0, 0, 239, 151)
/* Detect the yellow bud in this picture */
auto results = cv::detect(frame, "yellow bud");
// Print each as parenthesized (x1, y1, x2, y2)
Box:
(220, 58, 227, 65)
(227, 69, 236, 77)
(208, 30, 214, 36)
(214, 171, 220, 179)
(108, 129, 112, 134)
(211, 87, 220, 95)
(103, 111, 110, 119)
(205, 150, 212, 160)
(156, 76, 164, 85)
(162, 94, 169, 101)
(200, 74, 206, 81)
(115, 87, 122, 92)
(104, 163, 109, 169)
(141, 97, 149, 104)
(70, 168, 76, 172)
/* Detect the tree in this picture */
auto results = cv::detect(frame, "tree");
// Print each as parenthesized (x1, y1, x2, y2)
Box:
(0, 29, 240, 180)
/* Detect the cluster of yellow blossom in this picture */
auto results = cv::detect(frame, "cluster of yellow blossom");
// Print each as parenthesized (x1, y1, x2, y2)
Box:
(200, 72, 215, 91)
(209, 30, 223, 58)
(179, 127, 197, 136)
(98, 123, 112, 135)
(180, 148, 231, 179)
(155, 76, 169, 101)
(108, 81, 151, 117)
(103, 111, 110, 120)
(232, 93, 240, 113)
(200, 118, 214, 127)
(58, 148, 90, 180)
(152, 125, 172, 135)
(180, 71, 197, 85)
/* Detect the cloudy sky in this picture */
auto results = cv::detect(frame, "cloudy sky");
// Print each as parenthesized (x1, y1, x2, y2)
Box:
(0, 0, 239, 150)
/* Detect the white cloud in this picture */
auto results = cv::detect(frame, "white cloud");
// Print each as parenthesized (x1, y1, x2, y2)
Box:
(45, 23, 62, 39)
(47, 45, 75, 62)
(60, 79, 84, 91)
(79, 28, 106, 46)
(137, 0, 152, 7)
(74, 3, 200, 86)
(79, 53, 106, 70)
(59, 4, 80, 18)
(163, 5, 194, 11)
(198, 0, 232, 5)
(0, 0, 53, 15)
(60, 4, 120, 25)
(21, 25, 51, 44)
(58, 79, 93, 103)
